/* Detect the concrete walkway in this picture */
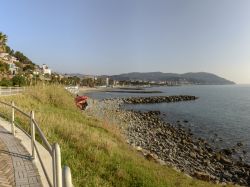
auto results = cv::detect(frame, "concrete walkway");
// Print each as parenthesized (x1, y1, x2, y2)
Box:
(0, 124, 42, 187)
(0, 137, 14, 187)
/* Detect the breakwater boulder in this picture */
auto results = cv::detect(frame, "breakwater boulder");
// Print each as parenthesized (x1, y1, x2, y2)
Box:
(121, 95, 198, 104)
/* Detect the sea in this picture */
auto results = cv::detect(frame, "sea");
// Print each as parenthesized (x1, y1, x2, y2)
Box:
(84, 85, 250, 164)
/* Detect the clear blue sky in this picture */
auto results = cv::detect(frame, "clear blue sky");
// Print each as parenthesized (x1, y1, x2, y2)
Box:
(1, 0, 250, 83)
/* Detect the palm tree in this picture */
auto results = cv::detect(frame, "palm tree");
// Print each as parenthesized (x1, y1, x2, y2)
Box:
(0, 32, 8, 53)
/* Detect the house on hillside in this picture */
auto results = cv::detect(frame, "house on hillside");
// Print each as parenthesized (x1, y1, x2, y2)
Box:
(0, 53, 19, 63)
(9, 56, 19, 63)
(5, 61, 19, 75)
(0, 52, 19, 75)
(41, 64, 51, 75)
(0, 52, 9, 60)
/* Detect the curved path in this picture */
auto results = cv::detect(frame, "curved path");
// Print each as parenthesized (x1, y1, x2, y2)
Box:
(0, 125, 42, 187)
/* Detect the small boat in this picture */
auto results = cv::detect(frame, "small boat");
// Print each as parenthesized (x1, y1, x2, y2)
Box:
(75, 95, 88, 110)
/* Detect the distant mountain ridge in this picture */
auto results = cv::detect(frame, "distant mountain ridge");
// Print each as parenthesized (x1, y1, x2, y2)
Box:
(110, 72, 235, 85)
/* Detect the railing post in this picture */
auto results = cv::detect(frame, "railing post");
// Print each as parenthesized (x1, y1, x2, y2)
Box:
(30, 111, 36, 160)
(62, 166, 72, 187)
(11, 101, 15, 136)
(52, 145, 57, 187)
(55, 143, 62, 187)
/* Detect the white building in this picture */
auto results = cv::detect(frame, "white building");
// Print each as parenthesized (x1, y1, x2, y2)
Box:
(42, 64, 52, 75)
(0, 53, 19, 63)
(0, 52, 9, 60)
(106, 77, 109, 87)
(5, 61, 19, 75)
(10, 56, 19, 63)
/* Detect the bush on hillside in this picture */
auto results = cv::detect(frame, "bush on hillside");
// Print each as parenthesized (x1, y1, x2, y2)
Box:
(0, 60, 9, 73)
(12, 75, 26, 86)
(0, 78, 12, 86)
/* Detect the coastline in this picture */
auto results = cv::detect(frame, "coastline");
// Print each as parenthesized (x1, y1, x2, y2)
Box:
(86, 96, 250, 186)
(78, 86, 162, 94)
(78, 86, 103, 93)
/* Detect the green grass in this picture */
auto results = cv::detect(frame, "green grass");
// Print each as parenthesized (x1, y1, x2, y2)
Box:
(0, 84, 234, 187)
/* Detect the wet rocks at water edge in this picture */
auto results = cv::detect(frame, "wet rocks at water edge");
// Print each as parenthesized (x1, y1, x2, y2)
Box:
(122, 110, 250, 186)
(88, 96, 250, 186)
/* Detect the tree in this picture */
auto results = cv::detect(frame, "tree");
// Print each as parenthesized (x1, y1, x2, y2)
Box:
(0, 32, 7, 53)
(14, 61, 23, 69)
(14, 51, 32, 64)
(81, 78, 94, 87)
(12, 75, 26, 86)
(23, 64, 35, 72)
(95, 77, 106, 86)
(67, 76, 80, 85)
(5, 45, 14, 55)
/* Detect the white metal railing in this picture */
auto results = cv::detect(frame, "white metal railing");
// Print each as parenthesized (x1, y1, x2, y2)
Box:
(0, 87, 25, 96)
(0, 100, 73, 187)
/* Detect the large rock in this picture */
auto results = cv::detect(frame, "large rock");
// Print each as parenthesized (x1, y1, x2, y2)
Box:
(193, 171, 212, 181)
(221, 149, 233, 156)
(220, 155, 233, 165)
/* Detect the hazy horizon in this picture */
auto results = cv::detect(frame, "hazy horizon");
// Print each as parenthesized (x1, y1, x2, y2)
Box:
(1, 0, 250, 84)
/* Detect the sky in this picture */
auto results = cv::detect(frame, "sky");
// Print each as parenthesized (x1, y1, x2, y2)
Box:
(1, 0, 250, 84)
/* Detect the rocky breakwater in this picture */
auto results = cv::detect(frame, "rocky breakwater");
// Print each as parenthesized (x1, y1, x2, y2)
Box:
(122, 111, 250, 186)
(121, 95, 198, 104)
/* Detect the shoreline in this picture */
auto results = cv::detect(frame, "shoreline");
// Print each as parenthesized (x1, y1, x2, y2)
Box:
(101, 90, 163, 93)
(78, 86, 162, 94)
(87, 96, 250, 186)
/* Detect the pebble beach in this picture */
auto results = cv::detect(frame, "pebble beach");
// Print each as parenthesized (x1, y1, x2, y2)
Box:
(86, 95, 250, 186)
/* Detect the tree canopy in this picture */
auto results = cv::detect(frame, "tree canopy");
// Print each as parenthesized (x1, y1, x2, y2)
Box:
(12, 75, 26, 86)
(14, 51, 33, 64)
(0, 32, 7, 53)
(5, 45, 14, 55)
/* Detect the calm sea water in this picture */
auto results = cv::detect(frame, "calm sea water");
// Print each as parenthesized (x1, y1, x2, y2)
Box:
(85, 85, 250, 163)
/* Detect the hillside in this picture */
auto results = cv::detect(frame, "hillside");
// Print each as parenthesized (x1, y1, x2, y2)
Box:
(110, 72, 235, 85)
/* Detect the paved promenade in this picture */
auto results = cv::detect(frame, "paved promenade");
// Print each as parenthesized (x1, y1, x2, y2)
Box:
(0, 124, 42, 187)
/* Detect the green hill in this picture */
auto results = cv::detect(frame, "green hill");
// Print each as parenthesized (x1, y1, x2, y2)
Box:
(111, 72, 235, 85)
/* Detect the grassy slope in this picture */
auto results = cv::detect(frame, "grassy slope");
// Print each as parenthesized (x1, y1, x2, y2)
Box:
(0, 85, 233, 187)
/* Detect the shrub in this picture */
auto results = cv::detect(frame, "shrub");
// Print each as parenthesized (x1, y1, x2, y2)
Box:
(12, 75, 26, 86)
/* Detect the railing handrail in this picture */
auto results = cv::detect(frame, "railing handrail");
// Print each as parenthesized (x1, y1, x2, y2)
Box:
(0, 100, 73, 187)
(13, 105, 30, 118)
(0, 87, 25, 96)
(0, 86, 25, 88)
